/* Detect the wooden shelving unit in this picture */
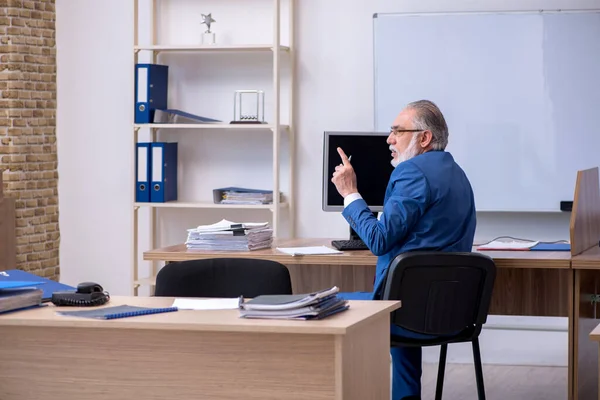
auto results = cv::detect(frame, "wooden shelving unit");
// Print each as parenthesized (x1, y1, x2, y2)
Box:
(134, 123, 290, 130)
(134, 201, 289, 209)
(134, 44, 290, 52)
(131, 0, 295, 294)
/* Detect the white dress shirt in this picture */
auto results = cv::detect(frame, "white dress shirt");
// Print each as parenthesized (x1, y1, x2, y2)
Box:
(343, 192, 363, 208)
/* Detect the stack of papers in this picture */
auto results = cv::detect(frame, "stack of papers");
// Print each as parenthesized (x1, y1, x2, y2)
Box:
(185, 219, 273, 251)
(217, 187, 276, 205)
(239, 286, 349, 320)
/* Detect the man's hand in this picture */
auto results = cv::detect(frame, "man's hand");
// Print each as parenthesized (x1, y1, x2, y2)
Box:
(331, 147, 358, 198)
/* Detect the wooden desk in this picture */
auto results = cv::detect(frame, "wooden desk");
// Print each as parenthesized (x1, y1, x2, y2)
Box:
(144, 238, 571, 268)
(0, 296, 399, 400)
(571, 247, 600, 400)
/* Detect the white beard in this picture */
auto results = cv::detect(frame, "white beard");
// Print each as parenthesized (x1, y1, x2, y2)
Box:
(391, 134, 421, 167)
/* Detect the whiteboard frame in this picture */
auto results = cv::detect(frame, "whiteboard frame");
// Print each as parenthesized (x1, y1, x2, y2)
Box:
(372, 9, 600, 213)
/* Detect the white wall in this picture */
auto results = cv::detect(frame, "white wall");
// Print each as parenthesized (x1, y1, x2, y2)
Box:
(56, 0, 134, 294)
(56, 0, 600, 366)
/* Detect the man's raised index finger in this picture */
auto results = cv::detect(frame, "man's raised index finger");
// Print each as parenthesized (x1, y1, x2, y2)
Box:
(337, 147, 349, 165)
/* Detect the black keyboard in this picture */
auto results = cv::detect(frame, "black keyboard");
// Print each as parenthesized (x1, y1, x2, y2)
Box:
(331, 239, 369, 251)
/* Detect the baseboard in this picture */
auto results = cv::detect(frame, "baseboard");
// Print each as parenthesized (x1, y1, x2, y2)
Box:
(422, 316, 568, 367)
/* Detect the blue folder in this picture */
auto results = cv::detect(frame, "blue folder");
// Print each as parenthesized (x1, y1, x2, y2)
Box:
(150, 142, 178, 203)
(530, 243, 571, 251)
(57, 305, 178, 320)
(135, 142, 152, 202)
(0, 270, 76, 302)
(0, 281, 45, 290)
(134, 63, 169, 124)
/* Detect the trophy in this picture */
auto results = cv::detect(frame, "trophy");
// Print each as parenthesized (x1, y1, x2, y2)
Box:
(201, 13, 216, 45)
(230, 90, 266, 124)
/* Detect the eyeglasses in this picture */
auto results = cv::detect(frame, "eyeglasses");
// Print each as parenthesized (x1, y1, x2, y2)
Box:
(389, 127, 424, 136)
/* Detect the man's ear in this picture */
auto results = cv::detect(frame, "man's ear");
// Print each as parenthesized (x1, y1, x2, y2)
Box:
(420, 130, 433, 148)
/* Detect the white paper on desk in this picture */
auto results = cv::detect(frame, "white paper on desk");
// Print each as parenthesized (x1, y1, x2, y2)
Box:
(477, 240, 539, 250)
(172, 298, 240, 310)
(193, 219, 268, 232)
(276, 246, 342, 256)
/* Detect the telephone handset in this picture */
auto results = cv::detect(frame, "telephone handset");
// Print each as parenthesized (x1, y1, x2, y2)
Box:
(51, 282, 110, 307)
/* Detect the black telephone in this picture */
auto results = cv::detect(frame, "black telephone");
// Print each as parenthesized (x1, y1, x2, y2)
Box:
(51, 282, 110, 307)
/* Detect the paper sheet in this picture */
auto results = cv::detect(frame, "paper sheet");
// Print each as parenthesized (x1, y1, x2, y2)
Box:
(172, 298, 241, 310)
(477, 240, 538, 250)
(193, 219, 268, 232)
(276, 246, 342, 256)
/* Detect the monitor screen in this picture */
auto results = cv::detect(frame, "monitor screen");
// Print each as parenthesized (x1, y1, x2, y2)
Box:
(322, 131, 394, 212)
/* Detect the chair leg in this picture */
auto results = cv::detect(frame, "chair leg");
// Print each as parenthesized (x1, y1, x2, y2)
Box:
(435, 344, 448, 400)
(472, 338, 486, 400)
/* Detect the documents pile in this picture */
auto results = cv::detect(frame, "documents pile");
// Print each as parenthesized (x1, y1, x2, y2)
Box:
(216, 187, 275, 205)
(185, 219, 273, 251)
(239, 286, 349, 320)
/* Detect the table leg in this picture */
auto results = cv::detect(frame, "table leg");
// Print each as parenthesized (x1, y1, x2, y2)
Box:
(573, 269, 600, 400)
(335, 314, 390, 399)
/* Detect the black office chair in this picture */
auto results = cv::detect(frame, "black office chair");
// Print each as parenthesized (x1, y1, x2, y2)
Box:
(380, 252, 496, 400)
(154, 258, 293, 298)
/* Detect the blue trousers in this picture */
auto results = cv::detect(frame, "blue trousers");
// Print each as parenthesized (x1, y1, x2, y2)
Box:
(338, 291, 435, 399)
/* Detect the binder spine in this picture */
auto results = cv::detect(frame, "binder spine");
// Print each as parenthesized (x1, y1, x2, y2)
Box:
(134, 63, 169, 124)
(135, 142, 151, 202)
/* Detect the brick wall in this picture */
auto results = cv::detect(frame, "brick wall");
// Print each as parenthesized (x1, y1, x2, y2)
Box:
(0, 0, 58, 279)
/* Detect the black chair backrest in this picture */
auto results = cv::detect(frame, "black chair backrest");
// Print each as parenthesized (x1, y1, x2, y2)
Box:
(154, 258, 293, 298)
(381, 252, 496, 336)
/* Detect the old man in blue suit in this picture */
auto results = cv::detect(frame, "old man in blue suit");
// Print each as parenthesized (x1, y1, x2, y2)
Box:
(331, 100, 477, 400)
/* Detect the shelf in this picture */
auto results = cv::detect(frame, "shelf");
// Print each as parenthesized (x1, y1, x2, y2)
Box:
(134, 123, 289, 130)
(134, 201, 288, 210)
(134, 44, 290, 53)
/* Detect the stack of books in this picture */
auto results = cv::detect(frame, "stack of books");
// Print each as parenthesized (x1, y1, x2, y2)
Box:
(185, 219, 273, 251)
(239, 286, 349, 320)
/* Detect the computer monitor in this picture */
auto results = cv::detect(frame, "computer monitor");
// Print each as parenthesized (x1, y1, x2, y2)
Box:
(322, 131, 394, 212)
(322, 131, 394, 244)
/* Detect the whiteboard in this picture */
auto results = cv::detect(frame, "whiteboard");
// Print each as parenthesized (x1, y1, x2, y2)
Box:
(373, 11, 600, 212)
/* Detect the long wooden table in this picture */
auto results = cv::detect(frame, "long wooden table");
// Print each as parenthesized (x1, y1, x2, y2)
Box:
(144, 238, 573, 317)
(0, 295, 400, 400)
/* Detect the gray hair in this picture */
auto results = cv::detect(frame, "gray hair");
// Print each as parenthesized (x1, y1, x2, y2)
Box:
(406, 100, 449, 151)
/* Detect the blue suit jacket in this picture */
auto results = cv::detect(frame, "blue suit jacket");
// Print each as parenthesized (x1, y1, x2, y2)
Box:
(342, 150, 476, 300)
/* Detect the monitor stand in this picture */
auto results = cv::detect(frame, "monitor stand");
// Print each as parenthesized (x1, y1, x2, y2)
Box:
(349, 225, 362, 241)
(331, 211, 378, 251)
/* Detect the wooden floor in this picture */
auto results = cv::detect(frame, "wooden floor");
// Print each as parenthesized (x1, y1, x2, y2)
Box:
(421, 363, 567, 400)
